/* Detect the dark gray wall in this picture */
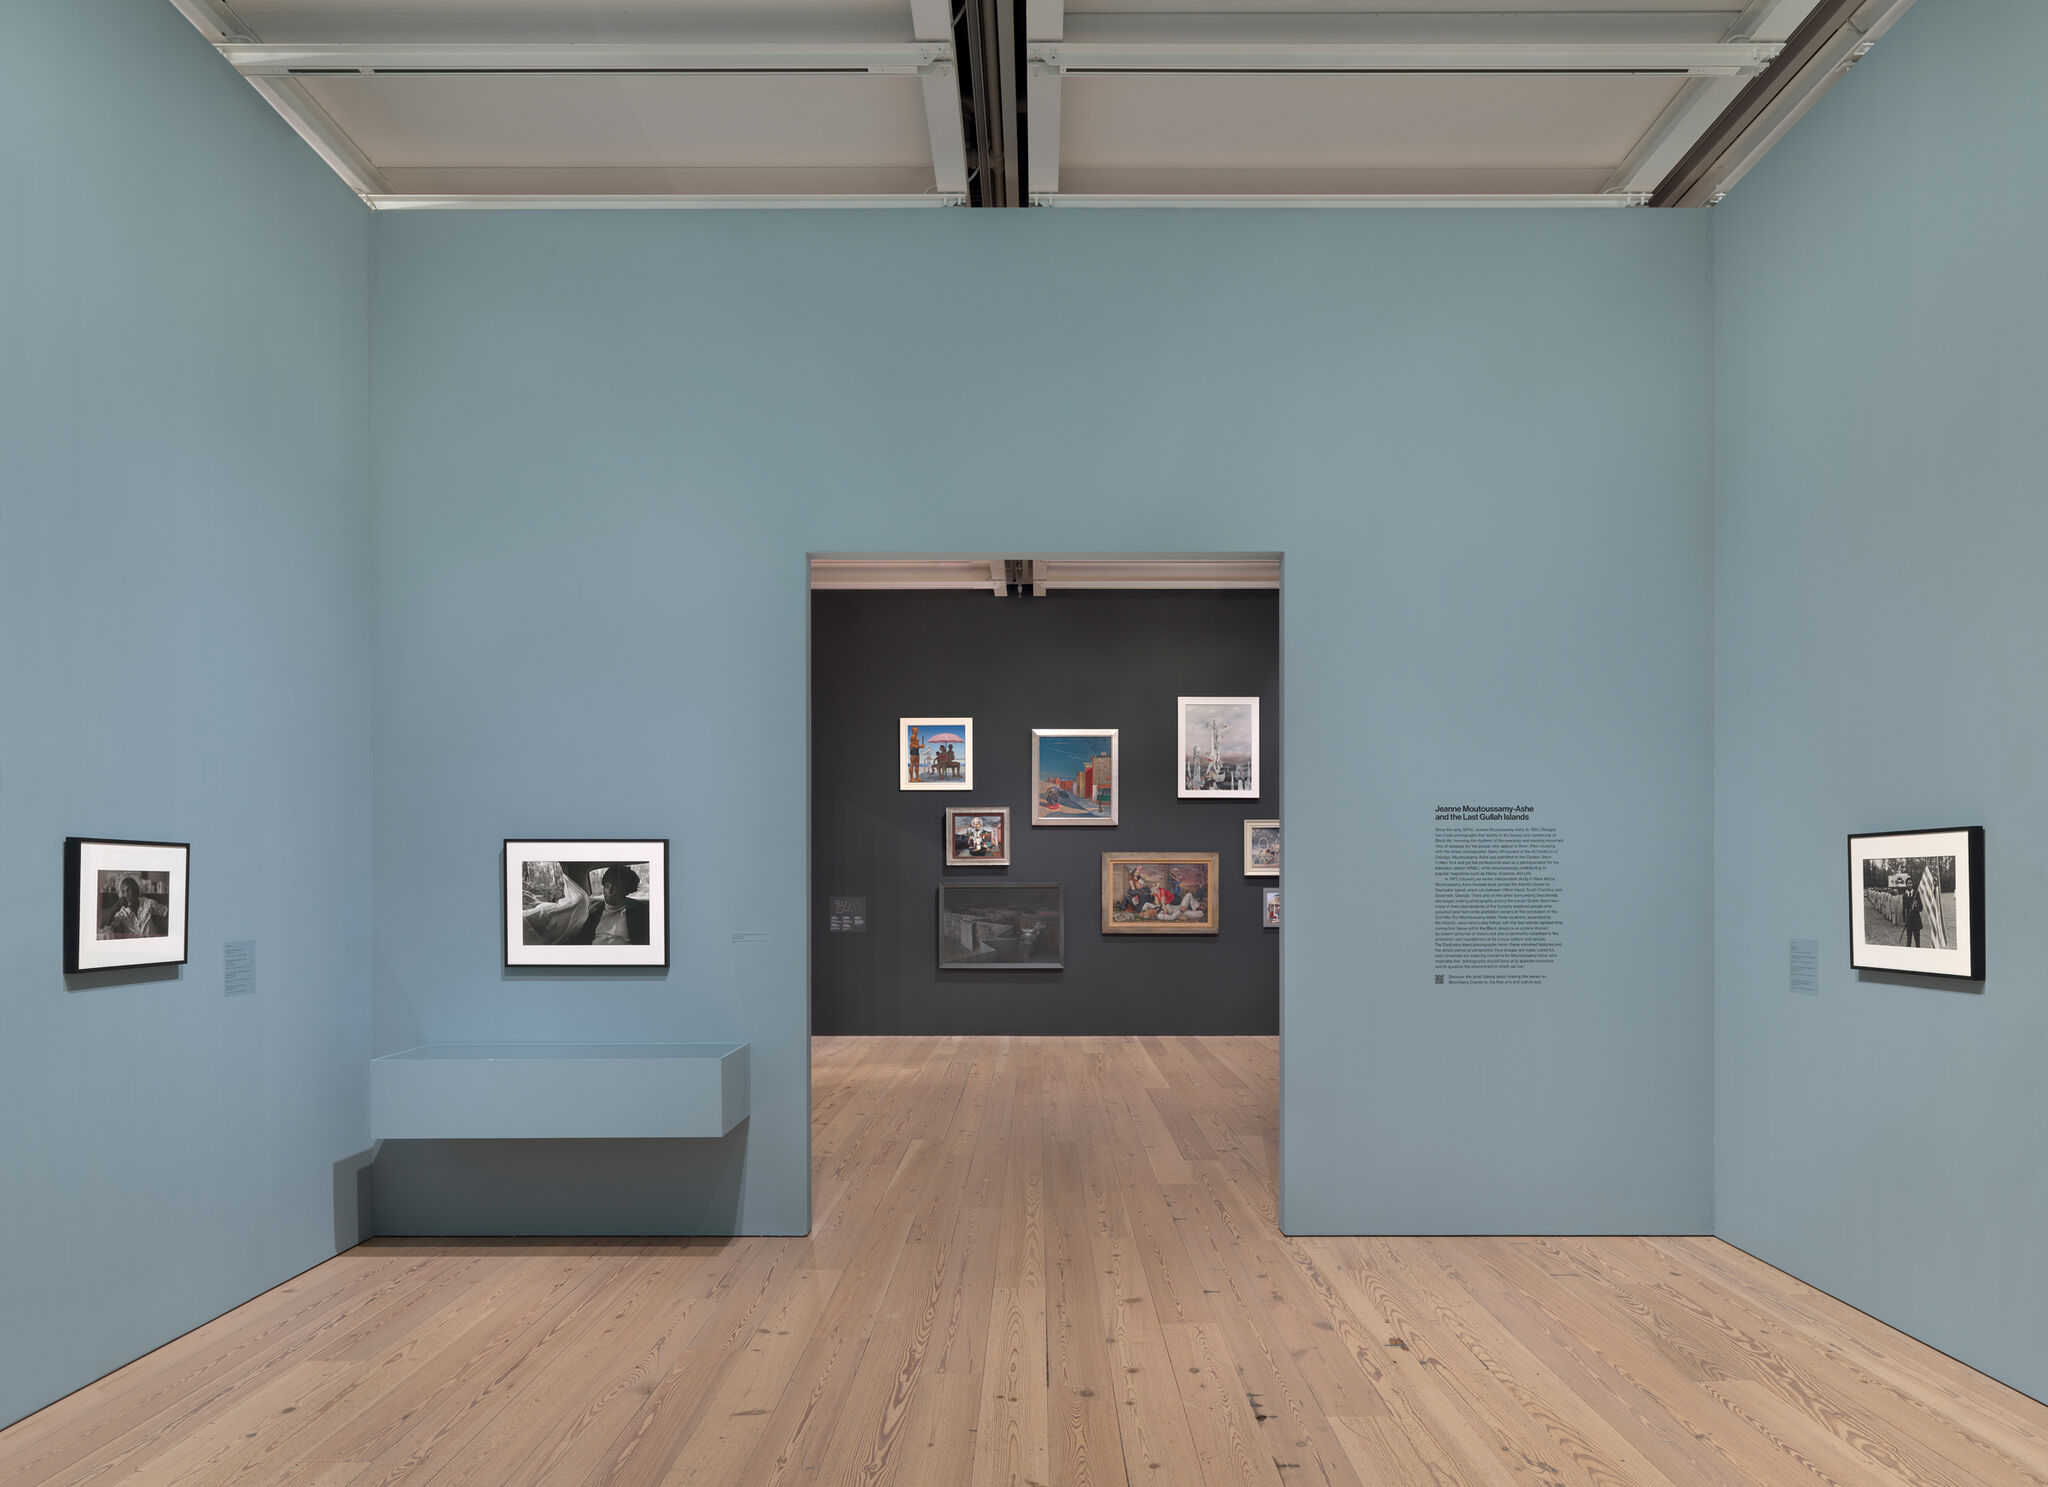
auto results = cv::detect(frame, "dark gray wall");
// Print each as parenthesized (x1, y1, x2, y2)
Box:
(811, 589, 1279, 1035)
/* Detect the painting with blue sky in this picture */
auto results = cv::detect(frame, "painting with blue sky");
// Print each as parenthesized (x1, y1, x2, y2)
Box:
(1032, 729, 1118, 825)
(900, 717, 973, 791)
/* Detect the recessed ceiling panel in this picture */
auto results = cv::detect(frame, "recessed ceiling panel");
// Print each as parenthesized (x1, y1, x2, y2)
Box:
(298, 73, 935, 169)
(236, 0, 916, 41)
(1060, 72, 1689, 171)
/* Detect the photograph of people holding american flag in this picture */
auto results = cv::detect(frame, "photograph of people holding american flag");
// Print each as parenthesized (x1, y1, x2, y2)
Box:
(1848, 828, 1985, 981)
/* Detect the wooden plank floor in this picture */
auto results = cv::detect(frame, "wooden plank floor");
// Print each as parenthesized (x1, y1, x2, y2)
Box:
(5, 1035, 2045, 1486)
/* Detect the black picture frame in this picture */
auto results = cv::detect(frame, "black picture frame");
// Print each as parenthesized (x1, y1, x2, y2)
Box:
(64, 837, 191, 975)
(1846, 826, 1985, 981)
(937, 881, 1065, 971)
(504, 838, 671, 969)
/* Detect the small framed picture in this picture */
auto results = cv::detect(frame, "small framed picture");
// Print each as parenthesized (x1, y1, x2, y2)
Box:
(1102, 852, 1221, 934)
(945, 806, 1012, 867)
(1847, 827, 1984, 980)
(505, 840, 668, 968)
(1243, 820, 1279, 877)
(1179, 697, 1259, 799)
(939, 882, 1064, 970)
(901, 718, 973, 791)
(64, 838, 189, 973)
(1032, 729, 1118, 824)
(1262, 887, 1280, 928)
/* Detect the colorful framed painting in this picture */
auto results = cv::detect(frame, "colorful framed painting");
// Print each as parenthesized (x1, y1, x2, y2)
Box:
(1101, 851, 1221, 935)
(1847, 827, 1984, 981)
(938, 882, 1064, 970)
(1178, 697, 1259, 799)
(900, 718, 973, 791)
(64, 837, 190, 974)
(505, 839, 669, 968)
(1243, 820, 1279, 877)
(945, 806, 1012, 867)
(1262, 887, 1280, 928)
(1031, 729, 1118, 825)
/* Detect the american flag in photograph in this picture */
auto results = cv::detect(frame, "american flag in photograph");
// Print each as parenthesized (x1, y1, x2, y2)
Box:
(1919, 864, 1949, 949)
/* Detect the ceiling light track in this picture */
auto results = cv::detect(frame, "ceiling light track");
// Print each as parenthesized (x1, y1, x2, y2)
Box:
(953, 0, 1016, 205)
(222, 43, 950, 78)
(1027, 41, 1782, 77)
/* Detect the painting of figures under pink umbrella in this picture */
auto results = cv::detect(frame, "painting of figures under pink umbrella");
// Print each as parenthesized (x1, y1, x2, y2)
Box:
(901, 718, 973, 790)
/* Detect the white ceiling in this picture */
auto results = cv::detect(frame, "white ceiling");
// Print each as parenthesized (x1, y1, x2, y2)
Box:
(168, 0, 1915, 208)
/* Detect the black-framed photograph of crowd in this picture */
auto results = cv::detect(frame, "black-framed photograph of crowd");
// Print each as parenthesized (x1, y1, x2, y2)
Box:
(504, 839, 668, 968)
(64, 837, 189, 973)
(1847, 827, 1984, 981)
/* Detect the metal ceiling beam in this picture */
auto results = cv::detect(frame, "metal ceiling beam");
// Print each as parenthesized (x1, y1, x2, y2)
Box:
(218, 42, 949, 76)
(1032, 193, 1647, 209)
(243, 75, 391, 196)
(1652, 0, 1917, 205)
(1026, 61, 1061, 199)
(164, 0, 253, 43)
(1027, 41, 1781, 76)
(807, 556, 1281, 590)
(368, 194, 965, 210)
(1605, 1, 1826, 195)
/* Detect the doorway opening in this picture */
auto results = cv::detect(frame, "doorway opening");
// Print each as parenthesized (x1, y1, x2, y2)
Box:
(805, 552, 1283, 1220)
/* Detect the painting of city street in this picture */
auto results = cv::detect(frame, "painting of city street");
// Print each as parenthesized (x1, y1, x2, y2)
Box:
(1101, 852, 1220, 934)
(945, 806, 1011, 866)
(901, 717, 973, 791)
(1847, 827, 1984, 981)
(1178, 696, 1259, 799)
(938, 882, 1064, 970)
(1032, 729, 1118, 825)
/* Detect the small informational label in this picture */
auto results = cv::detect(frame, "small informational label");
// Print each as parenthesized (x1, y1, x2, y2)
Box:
(1432, 805, 1560, 986)
(828, 897, 868, 933)
(224, 940, 256, 997)
(730, 931, 770, 947)
(1790, 938, 1820, 996)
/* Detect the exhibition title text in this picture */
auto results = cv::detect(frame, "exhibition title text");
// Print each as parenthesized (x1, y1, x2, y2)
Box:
(1434, 804, 1535, 822)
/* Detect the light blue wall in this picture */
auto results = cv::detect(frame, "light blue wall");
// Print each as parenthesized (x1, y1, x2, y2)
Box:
(0, 0, 371, 1429)
(1713, 0, 2048, 1402)
(371, 205, 1716, 1238)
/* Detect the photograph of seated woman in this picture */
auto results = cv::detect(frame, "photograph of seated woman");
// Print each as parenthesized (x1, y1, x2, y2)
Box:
(98, 873, 169, 939)
(521, 861, 651, 946)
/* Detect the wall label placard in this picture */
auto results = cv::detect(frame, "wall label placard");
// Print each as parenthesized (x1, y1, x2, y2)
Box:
(224, 940, 256, 997)
(1432, 806, 1560, 986)
(828, 897, 867, 933)
(1790, 938, 1820, 996)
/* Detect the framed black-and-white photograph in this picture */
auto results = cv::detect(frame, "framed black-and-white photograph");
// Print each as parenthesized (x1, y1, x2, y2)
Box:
(938, 882, 1063, 970)
(64, 838, 189, 974)
(1178, 696, 1259, 799)
(945, 806, 1012, 867)
(1243, 820, 1279, 877)
(505, 839, 668, 968)
(1847, 827, 1984, 981)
